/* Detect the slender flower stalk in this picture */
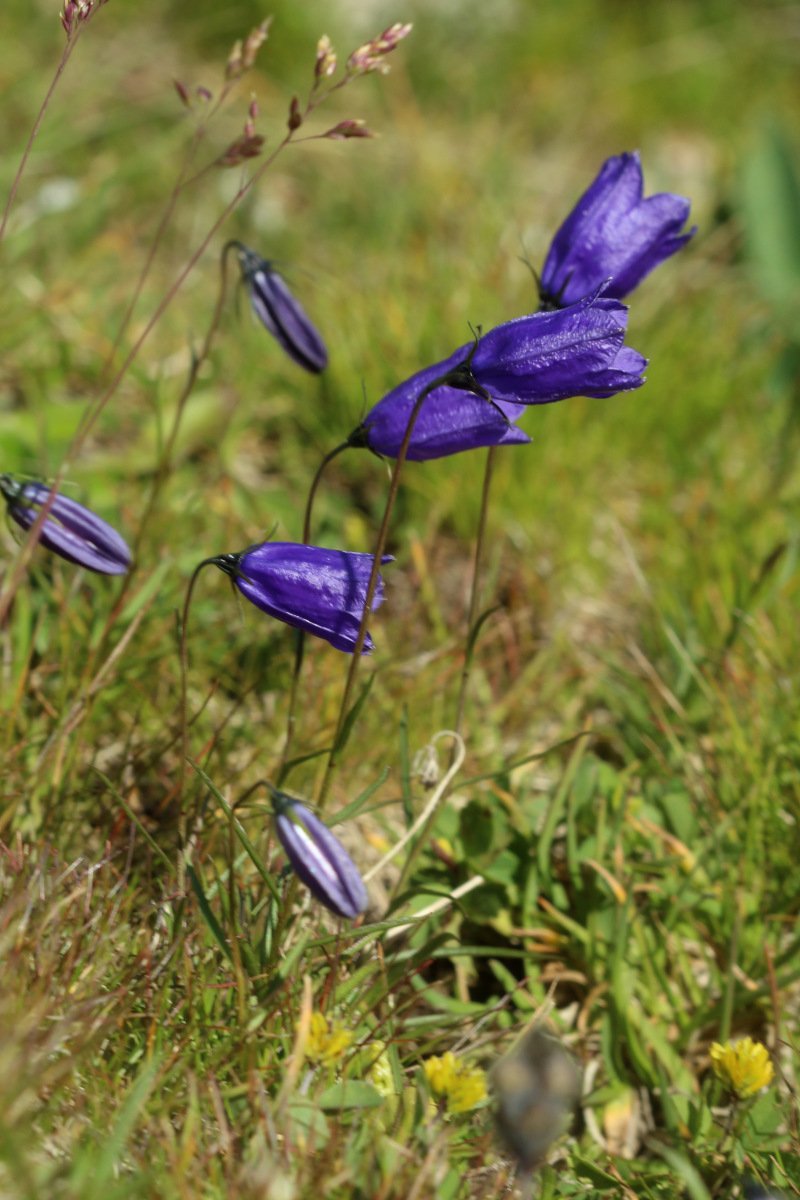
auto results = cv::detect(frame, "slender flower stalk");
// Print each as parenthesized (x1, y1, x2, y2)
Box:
(129, 242, 235, 562)
(317, 352, 488, 808)
(278, 441, 352, 782)
(104, 123, 207, 372)
(452, 445, 496, 737)
(0, 22, 85, 246)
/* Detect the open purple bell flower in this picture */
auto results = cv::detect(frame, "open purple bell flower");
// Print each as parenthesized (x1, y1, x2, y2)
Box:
(270, 787, 367, 920)
(232, 241, 328, 373)
(1, 474, 131, 575)
(539, 151, 695, 308)
(347, 291, 645, 461)
(209, 541, 389, 654)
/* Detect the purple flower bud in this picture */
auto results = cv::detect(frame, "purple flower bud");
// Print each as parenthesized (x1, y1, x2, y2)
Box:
(210, 542, 390, 654)
(233, 243, 328, 374)
(348, 292, 644, 461)
(1, 475, 131, 575)
(539, 151, 696, 308)
(270, 789, 367, 919)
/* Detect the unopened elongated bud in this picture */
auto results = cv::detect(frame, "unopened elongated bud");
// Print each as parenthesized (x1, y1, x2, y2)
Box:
(1, 475, 131, 575)
(269, 788, 367, 919)
(231, 242, 328, 373)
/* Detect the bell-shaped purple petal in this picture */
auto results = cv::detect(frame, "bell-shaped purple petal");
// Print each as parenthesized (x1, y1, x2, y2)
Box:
(271, 791, 367, 919)
(1, 475, 131, 575)
(347, 292, 644, 461)
(540, 151, 695, 307)
(213, 542, 389, 654)
(236, 244, 328, 373)
(471, 294, 647, 403)
(349, 344, 530, 462)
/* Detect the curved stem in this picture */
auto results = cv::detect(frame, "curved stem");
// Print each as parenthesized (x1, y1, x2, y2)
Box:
(106, 80, 239, 369)
(0, 135, 294, 627)
(0, 33, 80, 245)
(104, 127, 204, 371)
(302, 441, 350, 545)
(452, 445, 496, 738)
(316, 367, 472, 810)
(364, 730, 464, 885)
(277, 440, 350, 785)
(130, 241, 236, 562)
(177, 556, 221, 815)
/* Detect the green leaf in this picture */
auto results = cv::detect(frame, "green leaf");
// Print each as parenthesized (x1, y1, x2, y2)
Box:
(741, 121, 800, 317)
(317, 1081, 384, 1111)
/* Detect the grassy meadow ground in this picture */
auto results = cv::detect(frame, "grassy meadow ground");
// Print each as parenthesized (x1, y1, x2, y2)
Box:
(1, 0, 799, 1195)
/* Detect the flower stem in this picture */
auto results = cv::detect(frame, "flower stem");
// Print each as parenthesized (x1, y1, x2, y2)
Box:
(130, 241, 236, 561)
(316, 367, 473, 810)
(452, 444, 496, 738)
(302, 442, 351, 545)
(104, 83, 237, 370)
(0, 134, 294, 626)
(178, 562, 207, 800)
(103, 128, 204, 372)
(277, 441, 351, 784)
(0, 33, 80, 246)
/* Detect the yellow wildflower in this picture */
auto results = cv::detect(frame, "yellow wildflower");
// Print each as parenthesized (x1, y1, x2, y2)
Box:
(423, 1051, 487, 1115)
(367, 1040, 398, 1099)
(305, 1011, 354, 1066)
(710, 1037, 774, 1099)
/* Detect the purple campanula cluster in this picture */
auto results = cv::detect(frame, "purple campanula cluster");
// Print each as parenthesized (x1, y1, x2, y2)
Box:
(231, 241, 328, 373)
(207, 541, 390, 654)
(2, 139, 693, 929)
(348, 291, 645, 461)
(346, 152, 692, 462)
(270, 786, 367, 919)
(538, 151, 695, 309)
(1, 474, 131, 575)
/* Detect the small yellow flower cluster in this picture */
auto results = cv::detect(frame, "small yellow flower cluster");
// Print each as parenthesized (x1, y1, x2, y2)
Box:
(305, 1011, 354, 1066)
(710, 1037, 774, 1099)
(424, 1051, 487, 1115)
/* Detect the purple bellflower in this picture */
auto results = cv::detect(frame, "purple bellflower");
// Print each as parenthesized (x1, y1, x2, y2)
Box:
(231, 241, 328, 373)
(539, 151, 695, 308)
(270, 787, 367, 920)
(347, 291, 645, 461)
(1, 474, 131, 575)
(209, 541, 389, 654)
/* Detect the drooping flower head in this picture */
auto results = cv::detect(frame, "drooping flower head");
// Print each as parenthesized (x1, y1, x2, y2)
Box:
(270, 786, 367, 919)
(539, 151, 695, 308)
(230, 241, 328, 373)
(347, 291, 646, 461)
(208, 541, 389, 654)
(1, 474, 131, 575)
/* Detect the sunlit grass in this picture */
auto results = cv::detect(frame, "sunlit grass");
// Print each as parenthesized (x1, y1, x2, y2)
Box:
(1, 0, 799, 1196)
